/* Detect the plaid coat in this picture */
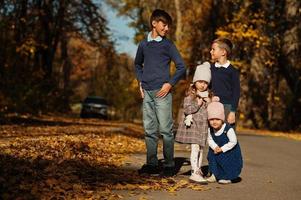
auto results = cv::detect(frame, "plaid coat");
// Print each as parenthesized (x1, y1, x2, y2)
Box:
(175, 95, 209, 147)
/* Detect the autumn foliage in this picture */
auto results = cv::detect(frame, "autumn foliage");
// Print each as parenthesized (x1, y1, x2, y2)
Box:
(107, 0, 301, 131)
(0, 115, 208, 199)
(0, 1, 300, 130)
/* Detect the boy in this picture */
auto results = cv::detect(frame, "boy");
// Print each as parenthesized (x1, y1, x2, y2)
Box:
(210, 38, 240, 127)
(134, 9, 186, 177)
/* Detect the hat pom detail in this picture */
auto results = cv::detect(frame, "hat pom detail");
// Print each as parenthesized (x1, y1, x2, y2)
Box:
(212, 96, 220, 102)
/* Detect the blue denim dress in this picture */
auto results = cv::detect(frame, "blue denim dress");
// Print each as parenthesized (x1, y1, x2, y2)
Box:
(207, 124, 243, 180)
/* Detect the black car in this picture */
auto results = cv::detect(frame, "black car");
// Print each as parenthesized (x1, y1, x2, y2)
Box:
(80, 96, 108, 119)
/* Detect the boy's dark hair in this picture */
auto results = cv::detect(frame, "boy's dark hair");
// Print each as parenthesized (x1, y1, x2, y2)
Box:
(213, 38, 233, 57)
(150, 9, 172, 28)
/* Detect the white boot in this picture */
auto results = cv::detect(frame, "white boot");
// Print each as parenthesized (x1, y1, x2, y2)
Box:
(189, 170, 207, 184)
(206, 174, 217, 183)
(218, 179, 231, 184)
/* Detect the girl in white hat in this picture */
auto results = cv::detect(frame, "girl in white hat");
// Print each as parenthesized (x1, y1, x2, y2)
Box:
(175, 61, 212, 183)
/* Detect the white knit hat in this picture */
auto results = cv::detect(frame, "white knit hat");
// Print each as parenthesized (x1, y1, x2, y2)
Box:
(193, 61, 211, 83)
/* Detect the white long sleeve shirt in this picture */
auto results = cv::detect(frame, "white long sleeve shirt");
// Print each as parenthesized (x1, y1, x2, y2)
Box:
(207, 123, 237, 153)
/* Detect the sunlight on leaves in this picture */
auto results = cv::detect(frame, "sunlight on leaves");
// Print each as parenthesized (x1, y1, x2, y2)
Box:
(0, 115, 208, 199)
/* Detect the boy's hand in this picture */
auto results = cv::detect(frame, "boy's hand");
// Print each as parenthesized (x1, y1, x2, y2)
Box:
(139, 83, 144, 99)
(227, 112, 236, 124)
(156, 83, 172, 98)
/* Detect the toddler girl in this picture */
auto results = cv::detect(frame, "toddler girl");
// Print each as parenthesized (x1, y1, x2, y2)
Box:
(206, 98, 243, 184)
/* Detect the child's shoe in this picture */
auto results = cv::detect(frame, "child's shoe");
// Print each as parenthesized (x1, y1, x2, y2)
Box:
(160, 166, 176, 177)
(206, 174, 217, 183)
(138, 164, 160, 176)
(189, 171, 207, 184)
(218, 179, 231, 184)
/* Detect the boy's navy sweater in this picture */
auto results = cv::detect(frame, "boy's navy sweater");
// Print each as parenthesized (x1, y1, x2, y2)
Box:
(134, 38, 186, 90)
(210, 64, 240, 111)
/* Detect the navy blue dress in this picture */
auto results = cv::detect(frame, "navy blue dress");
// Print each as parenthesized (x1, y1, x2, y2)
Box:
(207, 124, 243, 180)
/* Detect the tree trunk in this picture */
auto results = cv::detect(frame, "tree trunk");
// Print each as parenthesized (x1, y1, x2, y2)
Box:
(174, 0, 182, 42)
(278, 0, 301, 129)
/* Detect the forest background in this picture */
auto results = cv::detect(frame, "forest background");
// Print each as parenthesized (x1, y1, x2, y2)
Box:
(0, 0, 300, 131)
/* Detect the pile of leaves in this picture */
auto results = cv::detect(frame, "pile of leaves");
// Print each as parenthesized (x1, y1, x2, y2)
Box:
(0, 114, 208, 199)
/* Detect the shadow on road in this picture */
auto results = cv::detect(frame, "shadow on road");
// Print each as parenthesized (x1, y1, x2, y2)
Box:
(0, 153, 153, 199)
(156, 157, 210, 177)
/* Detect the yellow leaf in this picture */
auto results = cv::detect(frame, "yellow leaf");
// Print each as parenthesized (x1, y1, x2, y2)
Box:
(138, 185, 151, 190)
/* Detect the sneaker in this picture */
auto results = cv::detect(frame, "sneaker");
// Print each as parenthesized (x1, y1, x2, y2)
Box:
(138, 164, 160, 175)
(160, 167, 175, 177)
(218, 179, 231, 184)
(189, 173, 208, 184)
(206, 174, 217, 183)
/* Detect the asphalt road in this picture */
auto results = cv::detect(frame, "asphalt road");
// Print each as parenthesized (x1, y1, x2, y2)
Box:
(117, 132, 301, 200)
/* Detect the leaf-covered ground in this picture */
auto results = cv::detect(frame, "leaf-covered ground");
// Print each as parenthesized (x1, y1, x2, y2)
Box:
(0, 114, 208, 200)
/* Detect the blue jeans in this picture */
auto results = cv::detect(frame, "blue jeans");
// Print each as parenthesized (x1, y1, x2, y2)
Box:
(142, 89, 175, 168)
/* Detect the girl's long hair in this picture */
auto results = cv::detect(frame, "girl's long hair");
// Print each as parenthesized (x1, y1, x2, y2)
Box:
(185, 81, 213, 100)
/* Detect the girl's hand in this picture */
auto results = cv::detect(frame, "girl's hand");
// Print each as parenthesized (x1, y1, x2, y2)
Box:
(156, 83, 172, 98)
(197, 97, 203, 106)
(227, 112, 236, 124)
(139, 83, 144, 99)
(203, 97, 210, 103)
(214, 146, 222, 154)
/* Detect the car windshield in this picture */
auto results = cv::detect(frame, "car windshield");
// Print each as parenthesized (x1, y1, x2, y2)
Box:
(84, 97, 107, 105)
